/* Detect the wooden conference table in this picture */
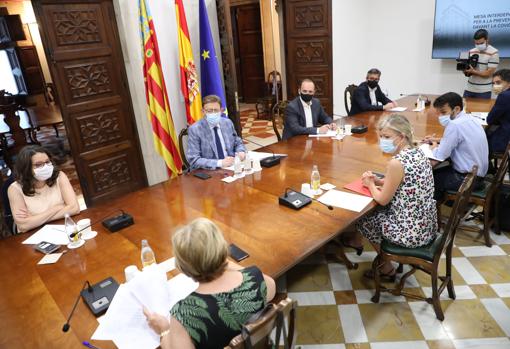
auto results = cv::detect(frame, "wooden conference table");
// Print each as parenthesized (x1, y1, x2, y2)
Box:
(0, 96, 494, 348)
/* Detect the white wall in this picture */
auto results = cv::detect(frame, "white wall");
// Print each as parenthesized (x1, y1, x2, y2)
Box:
(113, 0, 222, 185)
(332, 0, 510, 116)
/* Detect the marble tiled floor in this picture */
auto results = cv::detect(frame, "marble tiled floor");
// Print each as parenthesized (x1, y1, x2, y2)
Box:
(276, 225, 510, 349)
(239, 103, 279, 150)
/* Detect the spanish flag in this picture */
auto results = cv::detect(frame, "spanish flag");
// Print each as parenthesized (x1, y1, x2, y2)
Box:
(175, 0, 202, 125)
(139, 0, 182, 177)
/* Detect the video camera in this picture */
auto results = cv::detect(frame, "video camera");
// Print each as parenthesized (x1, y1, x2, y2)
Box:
(456, 51, 479, 71)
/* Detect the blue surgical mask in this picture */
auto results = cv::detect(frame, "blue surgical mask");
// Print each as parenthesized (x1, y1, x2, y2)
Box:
(379, 138, 397, 154)
(438, 114, 451, 127)
(206, 112, 221, 126)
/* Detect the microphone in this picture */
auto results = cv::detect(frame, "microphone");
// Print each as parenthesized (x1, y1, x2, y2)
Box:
(233, 133, 281, 168)
(69, 209, 127, 239)
(62, 281, 93, 332)
(284, 187, 334, 210)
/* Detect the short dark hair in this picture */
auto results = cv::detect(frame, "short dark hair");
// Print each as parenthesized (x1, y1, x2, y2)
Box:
(433, 92, 463, 111)
(494, 69, 510, 83)
(14, 145, 60, 196)
(474, 29, 488, 40)
(367, 68, 381, 76)
(202, 94, 221, 106)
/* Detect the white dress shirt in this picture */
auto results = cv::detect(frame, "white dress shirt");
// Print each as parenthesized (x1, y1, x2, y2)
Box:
(300, 98, 319, 134)
(369, 87, 377, 106)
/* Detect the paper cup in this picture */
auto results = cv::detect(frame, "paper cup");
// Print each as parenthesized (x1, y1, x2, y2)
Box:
(344, 124, 352, 134)
(78, 218, 97, 240)
(124, 265, 140, 282)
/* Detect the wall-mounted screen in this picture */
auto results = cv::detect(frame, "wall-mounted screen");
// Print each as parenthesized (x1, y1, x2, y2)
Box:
(432, 0, 510, 58)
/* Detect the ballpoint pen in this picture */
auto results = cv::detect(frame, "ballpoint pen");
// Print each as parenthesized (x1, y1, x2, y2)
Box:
(82, 341, 103, 349)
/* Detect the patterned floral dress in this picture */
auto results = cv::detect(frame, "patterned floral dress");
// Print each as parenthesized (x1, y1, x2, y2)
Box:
(170, 266, 267, 349)
(356, 147, 438, 247)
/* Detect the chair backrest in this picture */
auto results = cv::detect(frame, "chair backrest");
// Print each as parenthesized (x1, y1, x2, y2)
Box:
(344, 84, 357, 115)
(486, 142, 510, 202)
(226, 297, 297, 349)
(1, 175, 16, 237)
(438, 166, 478, 257)
(271, 101, 288, 142)
(178, 127, 190, 170)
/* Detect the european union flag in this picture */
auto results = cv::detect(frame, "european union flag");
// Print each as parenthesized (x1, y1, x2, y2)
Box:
(199, 0, 228, 116)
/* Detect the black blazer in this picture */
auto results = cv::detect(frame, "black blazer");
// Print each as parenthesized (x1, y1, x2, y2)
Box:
(349, 81, 392, 115)
(487, 89, 510, 153)
(282, 96, 333, 140)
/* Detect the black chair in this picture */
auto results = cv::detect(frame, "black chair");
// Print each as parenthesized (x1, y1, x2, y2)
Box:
(178, 127, 189, 171)
(371, 166, 478, 321)
(344, 84, 357, 115)
(1, 175, 16, 236)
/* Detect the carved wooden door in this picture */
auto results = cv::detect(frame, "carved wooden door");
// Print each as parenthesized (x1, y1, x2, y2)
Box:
(284, 0, 332, 114)
(32, 0, 147, 205)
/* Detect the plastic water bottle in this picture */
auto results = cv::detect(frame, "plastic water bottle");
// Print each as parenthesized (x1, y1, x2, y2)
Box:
(140, 239, 156, 268)
(311, 165, 320, 195)
(234, 153, 243, 178)
(65, 213, 81, 243)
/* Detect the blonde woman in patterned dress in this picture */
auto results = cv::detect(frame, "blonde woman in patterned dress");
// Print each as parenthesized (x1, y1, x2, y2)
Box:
(355, 114, 438, 278)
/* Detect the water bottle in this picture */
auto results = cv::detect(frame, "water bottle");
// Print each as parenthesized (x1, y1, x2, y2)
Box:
(234, 153, 243, 177)
(311, 165, 320, 195)
(141, 239, 156, 268)
(65, 213, 80, 243)
(243, 153, 252, 173)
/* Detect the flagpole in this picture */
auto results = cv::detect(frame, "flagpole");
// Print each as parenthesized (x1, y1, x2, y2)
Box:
(270, 0, 279, 105)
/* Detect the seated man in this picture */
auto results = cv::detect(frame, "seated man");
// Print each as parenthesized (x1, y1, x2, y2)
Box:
(424, 92, 488, 199)
(282, 78, 336, 140)
(349, 68, 397, 115)
(187, 95, 245, 170)
(486, 69, 510, 154)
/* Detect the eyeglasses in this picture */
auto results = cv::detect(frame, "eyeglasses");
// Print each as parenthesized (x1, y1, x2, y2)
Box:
(32, 160, 52, 169)
(204, 109, 221, 114)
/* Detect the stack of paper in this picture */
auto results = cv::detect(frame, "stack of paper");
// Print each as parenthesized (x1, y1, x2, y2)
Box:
(317, 189, 373, 212)
(309, 130, 337, 138)
(389, 107, 407, 112)
(419, 143, 444, 161)
(22, 225, 68, 245)
(224, 151, 287, 172)
(92, 264, 198, 349)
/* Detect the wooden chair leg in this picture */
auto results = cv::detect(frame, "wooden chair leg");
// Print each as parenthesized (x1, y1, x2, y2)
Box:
(371, 255, 381, 303)
(445, 248, 456, 300)
(493, 194, 501, 235)
(430, 268, 445, 321)
(483, 208, 492, 247)
(333, 244, 358, 270)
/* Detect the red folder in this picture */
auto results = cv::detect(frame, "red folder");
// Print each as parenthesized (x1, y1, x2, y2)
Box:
(344, 179, 372, 197)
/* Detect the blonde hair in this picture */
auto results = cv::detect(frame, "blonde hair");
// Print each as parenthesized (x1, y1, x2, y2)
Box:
(377, 114, 415, 147)
(172, 218, 228, 282)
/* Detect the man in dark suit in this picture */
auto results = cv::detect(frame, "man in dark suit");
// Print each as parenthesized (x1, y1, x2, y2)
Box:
(282, 79, 336, 140)
(349, 68, 397, 115)
(487, 69, 510, 154)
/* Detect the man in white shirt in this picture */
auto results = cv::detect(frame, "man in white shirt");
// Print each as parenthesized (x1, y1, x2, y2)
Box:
(463, 29, 499, 99)
(282, 79, 336, 140)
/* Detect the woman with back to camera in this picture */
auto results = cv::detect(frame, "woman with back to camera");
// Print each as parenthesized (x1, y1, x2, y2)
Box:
(144, 217, 276, 349)
(345, 114, 438, 278)
(8, 145, 80, 232)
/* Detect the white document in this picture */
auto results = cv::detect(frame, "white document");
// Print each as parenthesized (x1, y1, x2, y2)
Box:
(419, 143, 444, 161)
(158, 257, 176, 273)
(317, 189, 373, 212)
(92, 269, 198, 349)
(309, 130, 337, 138)
(389, 107, 407, 112)
(22, 225, 68, 245)
(320, 183, 336, 191)
(412, 106, 425, 112)
(221, 176, 237, 183)
(37, 253, 63, 265)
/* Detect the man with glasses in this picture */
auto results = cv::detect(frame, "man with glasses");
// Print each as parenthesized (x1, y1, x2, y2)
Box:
(349, 68, 397, 115)
(186, 94, 246, 170)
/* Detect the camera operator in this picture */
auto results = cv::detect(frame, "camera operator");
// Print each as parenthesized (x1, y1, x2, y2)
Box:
(463, 29, 499, 99)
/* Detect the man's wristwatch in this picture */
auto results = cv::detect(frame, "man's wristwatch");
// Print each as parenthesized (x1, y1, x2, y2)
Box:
(160, 329, 170, 338)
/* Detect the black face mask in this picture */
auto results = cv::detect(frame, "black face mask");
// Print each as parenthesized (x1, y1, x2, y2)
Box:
(300, 93, 313, 103)
(367, 80, 379, 89)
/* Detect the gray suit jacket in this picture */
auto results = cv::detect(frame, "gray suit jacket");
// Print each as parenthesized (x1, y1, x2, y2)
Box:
(282, 97, 333, 140)
(186, 117, 246, 170)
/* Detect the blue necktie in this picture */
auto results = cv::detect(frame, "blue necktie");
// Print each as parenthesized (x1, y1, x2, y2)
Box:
(214, 127, 225, 159)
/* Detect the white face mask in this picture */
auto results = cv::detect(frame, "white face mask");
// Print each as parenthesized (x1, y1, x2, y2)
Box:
(33, 163, 54, 181)
(475, 43, 487, 51)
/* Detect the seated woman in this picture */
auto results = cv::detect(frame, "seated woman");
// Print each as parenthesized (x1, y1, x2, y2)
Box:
(353, 114, 437, 278)
(8, 145, 80, 233)
(144, 218, 276, 349)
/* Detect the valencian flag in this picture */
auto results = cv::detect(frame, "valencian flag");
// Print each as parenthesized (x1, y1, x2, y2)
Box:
(175, 0, 202, 125)
(139, 0, 182, 177)
(199, 0, 228, 116)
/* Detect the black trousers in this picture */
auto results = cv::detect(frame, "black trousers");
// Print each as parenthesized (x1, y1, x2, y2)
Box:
(433, 165, 483, 200)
